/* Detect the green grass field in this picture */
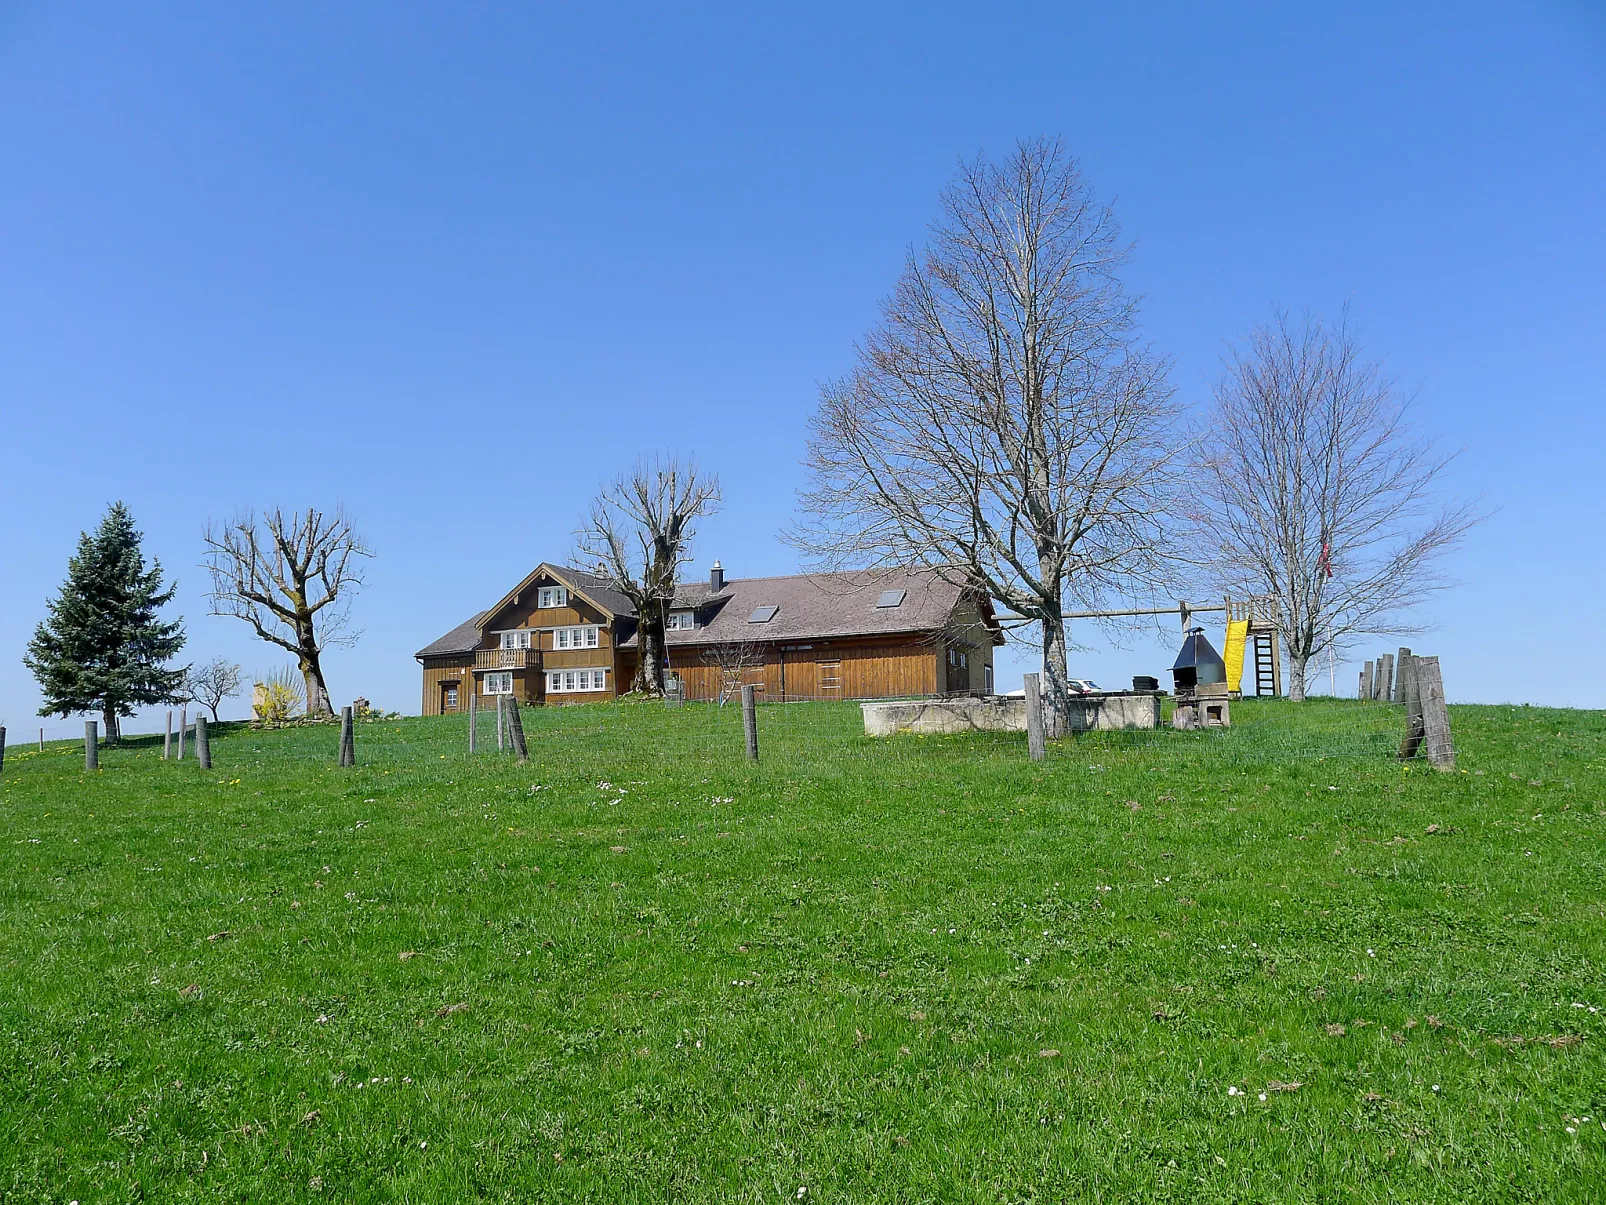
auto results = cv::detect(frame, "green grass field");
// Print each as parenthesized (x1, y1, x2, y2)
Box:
(2, 698, 1602, 1203)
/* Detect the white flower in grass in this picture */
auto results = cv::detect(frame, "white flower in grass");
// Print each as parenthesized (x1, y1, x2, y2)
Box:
(1227, 1086, 1240, 1096)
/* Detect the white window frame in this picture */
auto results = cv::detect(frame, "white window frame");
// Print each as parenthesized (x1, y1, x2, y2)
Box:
(537, 586, 568, 609)
(554, 625, 600, 650)
(498, 629, 532, 650)
(666, 610, 696, 631)
(484, 671, 514, 695)
(546, 667, 609, 693)
(984, 664, 994, 694)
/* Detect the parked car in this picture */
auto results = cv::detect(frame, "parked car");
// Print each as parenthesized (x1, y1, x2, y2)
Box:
(1067, 679, 1101, 695)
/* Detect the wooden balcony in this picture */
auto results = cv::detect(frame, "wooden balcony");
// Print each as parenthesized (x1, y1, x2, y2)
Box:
(474, 647, 539, 671)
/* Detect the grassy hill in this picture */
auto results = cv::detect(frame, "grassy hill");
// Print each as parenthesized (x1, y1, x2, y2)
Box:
(2, 698, 1602, 1202)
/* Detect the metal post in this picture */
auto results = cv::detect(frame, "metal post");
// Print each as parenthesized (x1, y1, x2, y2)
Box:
(506, 697, 528, 763)
(741, 684, 759, 762)
(339, 706, 354, 767)
(1023, 672, 1046, 761)
(164, 710, 173, 759)
(0, 726, 6, 775)
(1417, 656, 1454, 770)
(196, 714, 212, 770)
(85, 721, 98, 770)
(496, 695, 505, 752)
(177, 706, 187, 760)
(468, 690, 477, 754)
(39, 728, 45, 752)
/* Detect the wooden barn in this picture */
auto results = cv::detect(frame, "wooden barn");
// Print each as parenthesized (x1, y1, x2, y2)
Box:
(414, 561, 1003, 714)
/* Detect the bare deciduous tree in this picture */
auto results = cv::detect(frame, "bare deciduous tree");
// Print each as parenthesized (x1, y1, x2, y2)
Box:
(576, 460, 720, 696)
(1192, 311, 1481, 699)
(184, 657, 244, 722)
(789, 138, 1181, 734)
(700, 636, 763, 706)
(202, 508, 371, 717)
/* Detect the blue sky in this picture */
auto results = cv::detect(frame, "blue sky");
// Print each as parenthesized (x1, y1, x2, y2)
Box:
(2, 0, 1602, 735)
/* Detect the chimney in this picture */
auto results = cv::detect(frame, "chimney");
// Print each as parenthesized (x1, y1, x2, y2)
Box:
(709, 560, 725, 592)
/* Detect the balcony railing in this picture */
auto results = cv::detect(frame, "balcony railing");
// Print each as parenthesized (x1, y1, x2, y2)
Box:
(475, 647, 539, 670)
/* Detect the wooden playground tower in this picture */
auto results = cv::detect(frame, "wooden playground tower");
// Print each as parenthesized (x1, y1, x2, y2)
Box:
(1066, 594, 1282, 699)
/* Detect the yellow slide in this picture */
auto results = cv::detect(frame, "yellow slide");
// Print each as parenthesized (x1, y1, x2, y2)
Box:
(1223, 618, 1249, 695)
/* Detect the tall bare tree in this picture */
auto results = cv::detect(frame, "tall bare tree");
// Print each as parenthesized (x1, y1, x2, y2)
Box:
(202, 508, 371, 717)
(789, 138, 1181, 734)
(576, 460, 720, 696)
(1193, 311, 1480, 699)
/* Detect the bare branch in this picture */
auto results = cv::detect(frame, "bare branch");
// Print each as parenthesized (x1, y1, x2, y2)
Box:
(787, 138, 1185, 732)
(202, 507, 372, 716)
(1187, 309, 1483, 698)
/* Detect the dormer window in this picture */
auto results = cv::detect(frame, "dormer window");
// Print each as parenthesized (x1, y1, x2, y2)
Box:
(748, 605, 780, 624)
(666, 611, 697, 631)
(538, 586, 568, 609)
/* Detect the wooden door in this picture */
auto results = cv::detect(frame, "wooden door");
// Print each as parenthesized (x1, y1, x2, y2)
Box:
(441, 682, 460, 713)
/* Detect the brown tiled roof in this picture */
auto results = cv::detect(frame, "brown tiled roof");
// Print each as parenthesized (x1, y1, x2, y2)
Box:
(414, 611, 487, 658)
(417, 566, 997, 662)
(627, 568, 994, 648)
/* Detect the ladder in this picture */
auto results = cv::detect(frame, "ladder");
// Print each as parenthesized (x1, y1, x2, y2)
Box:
(1251, 631, 1281, 697)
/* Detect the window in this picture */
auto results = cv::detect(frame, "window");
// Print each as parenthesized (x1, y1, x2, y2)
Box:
(666, 611, 696, 631)
(554, 625, 600, 650)
(546, 668, 608, 693)
(747, 605, 779, 624)
(499, 630, 532, 649)
(443, 684, 459, 710)
(537, 586, 568, 609)
(875, 589, 907, 608)
(984, 665, 994, 693)
(484, 672, 513, 694)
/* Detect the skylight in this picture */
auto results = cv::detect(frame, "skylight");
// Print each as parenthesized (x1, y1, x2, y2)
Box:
(747, 605, 779, 624)
(875, 589, 907, 608)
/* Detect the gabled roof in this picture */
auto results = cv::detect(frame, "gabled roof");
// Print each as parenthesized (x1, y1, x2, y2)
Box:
(630, 567, 1000, 648)
(479, 562, 633, 630)
(416, 564, 1002, 662)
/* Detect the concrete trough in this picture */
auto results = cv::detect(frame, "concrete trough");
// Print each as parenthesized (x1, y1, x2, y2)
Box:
(861, 692, 1162, 737)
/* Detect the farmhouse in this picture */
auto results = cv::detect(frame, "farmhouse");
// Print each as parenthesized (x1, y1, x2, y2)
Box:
(414, 561, 1003, 714)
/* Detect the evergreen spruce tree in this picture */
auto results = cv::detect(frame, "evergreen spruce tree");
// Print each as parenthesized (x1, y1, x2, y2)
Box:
(24, 503, 187, 743)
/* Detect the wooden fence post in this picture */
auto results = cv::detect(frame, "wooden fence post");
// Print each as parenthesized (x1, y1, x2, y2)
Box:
(177, 706, 188, 761)
(1397, 654, 1424, 760)
(164, 710, 173, 759)
(741, 684, 759, 762)
(1394, 648, 1411, 702)
(0, 726, 6, 775)
(1415, 656, 1454, 770)
(39, 728, 45, 752)
(506, 698, 528, 763)
(196, 714, 212, 770)
(467, 691, 477, 754)
(339, 706, 355, 767)
(1361, 660, 1374, 700)
(1377, 654, 1394, 705)
(1023, 672, 1046, 762)
(85, 721, 98, 771)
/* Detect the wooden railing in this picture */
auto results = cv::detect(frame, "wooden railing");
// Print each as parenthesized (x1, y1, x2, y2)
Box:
(475, 648, 539, 670)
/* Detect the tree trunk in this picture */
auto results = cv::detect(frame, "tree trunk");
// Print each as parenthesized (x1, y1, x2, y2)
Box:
(208, 703, 221, 723)
(1040, 615, 1071, 739)
(633, 615, 667, 696)
(1288, 649, 1308, 702)
(101, 704, 119, 745)
(300, 646, 334, 717)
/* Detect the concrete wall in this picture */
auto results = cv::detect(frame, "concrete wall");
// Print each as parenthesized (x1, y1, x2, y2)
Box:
(862, 692, 1161, 737)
